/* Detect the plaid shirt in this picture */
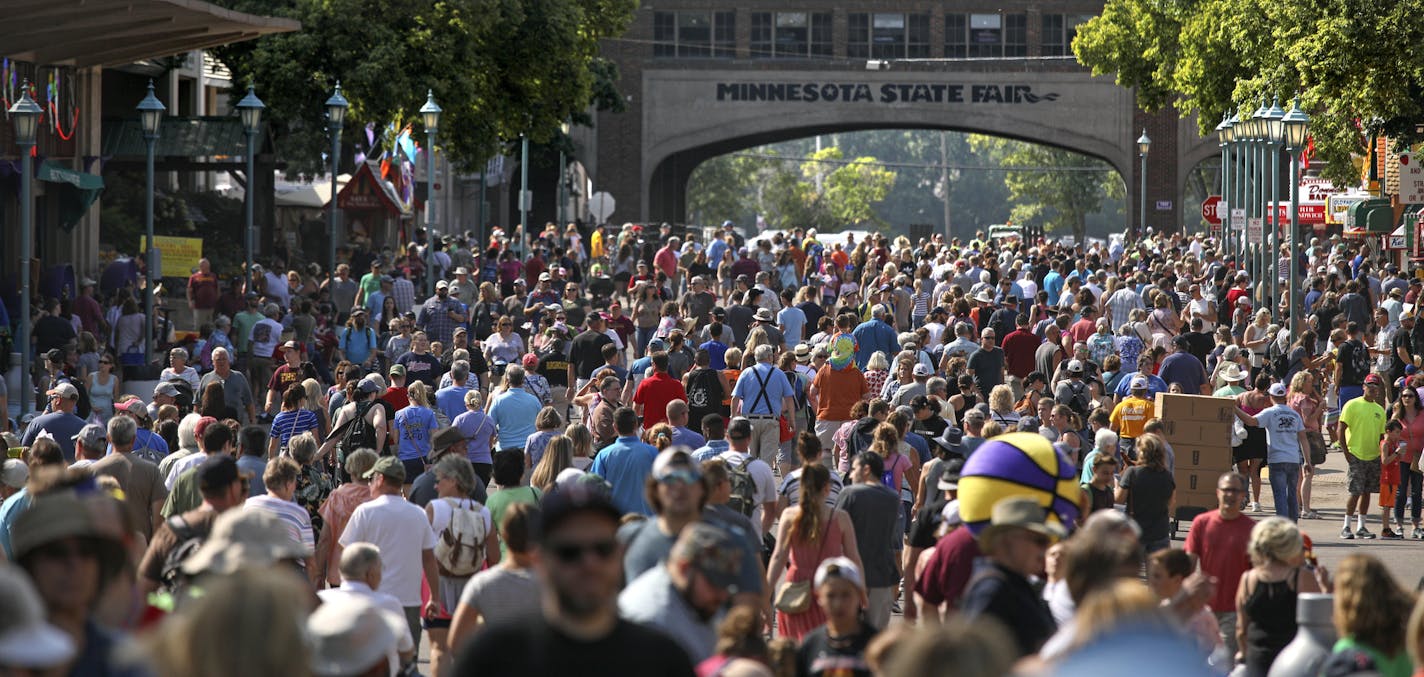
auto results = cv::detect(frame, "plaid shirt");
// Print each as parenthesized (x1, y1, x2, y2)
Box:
(419, 296, 465, 345)
(391, 278, 416, 315)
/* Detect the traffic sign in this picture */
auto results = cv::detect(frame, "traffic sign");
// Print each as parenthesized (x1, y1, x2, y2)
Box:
(1231, 208, 1247, 231)
(1247, 217, 1264, 245)
(1201, 195, 1223, 225)
(589, 191, 616, 223)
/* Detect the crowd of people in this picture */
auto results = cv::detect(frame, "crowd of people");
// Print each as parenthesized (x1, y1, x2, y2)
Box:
(3, 220, 1424, 676)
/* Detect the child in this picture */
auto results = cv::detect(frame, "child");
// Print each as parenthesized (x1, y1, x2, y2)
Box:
(1147, 548, 1223, 656)
(1081, 454, 1117, 514)
(1379, 420, 1404, 539)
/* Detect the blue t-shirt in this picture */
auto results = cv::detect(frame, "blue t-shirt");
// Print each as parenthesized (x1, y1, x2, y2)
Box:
(1157, 352, 1207, 395)
(590, 436, 659, 515)
(434, 385, 472, 423)
(339, 326, 379, 365)
(1113, 372, 1169, 400)
(1255, 404, 1306, 464)
(488, 389, 542, 450)
(699, 341, 729, 370)
(452, 410, 497, 465)
(394, 406, 439, 460)
(21, 412, 88, 462)
(731, 364, 794, 416)
(777, 306, 807, 348)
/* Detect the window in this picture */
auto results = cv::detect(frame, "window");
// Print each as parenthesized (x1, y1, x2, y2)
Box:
(945, 14, 967, 58)
(653, 11, 735, 58)
(849, 13, 930, 59)
(752, 11, 831, 58)
(967, 13, 1000, 58)
(1042, 14, 1092, 57)
(1003, 14, 1027, 57)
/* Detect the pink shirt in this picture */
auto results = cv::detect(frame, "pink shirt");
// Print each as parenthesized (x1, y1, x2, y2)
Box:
(654, 246, 678, 278)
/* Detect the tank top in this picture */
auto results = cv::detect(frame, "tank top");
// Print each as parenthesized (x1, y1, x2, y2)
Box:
(954, 393, 978, 425)
(88, 372, 116, 415)
(1242, 571, 1300, 674)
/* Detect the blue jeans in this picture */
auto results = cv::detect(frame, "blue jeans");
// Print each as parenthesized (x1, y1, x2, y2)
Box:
(1338, 385, 1363, 409)
(1396, 462, 1423, 525)
(635, 326, 655, 359)
(1269, 462, 1301, 521)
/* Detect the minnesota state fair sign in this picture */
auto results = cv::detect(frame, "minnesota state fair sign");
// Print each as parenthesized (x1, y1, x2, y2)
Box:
(714, 82, 1060, 105)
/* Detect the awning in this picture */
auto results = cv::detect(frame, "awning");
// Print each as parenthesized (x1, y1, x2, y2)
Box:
(1, 0, 299, 68)
(101, 117, 266, 159)
(275, 175, 350, 209)
(336, 161, 412, 217)
(37, 160, 103, 231)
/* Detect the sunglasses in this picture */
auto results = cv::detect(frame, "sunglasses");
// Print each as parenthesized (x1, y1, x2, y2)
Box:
(548, 538, 618, 564)
(656, 469, 701, 486)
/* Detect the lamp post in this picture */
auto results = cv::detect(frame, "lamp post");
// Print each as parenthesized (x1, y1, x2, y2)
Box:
(236, 87, 265, 295)
(1248, 99, 1268, 303)
(9, 82, 41, 418)
(325, 83, 348, 294)
(1282, 97, 1310, 333)
(1265, 96, 1285, 322)
(1216, 114, 1233, 250)
(519, 134, 530, 258)
(136, 81, 166, 368)
(1226, 109, 1244, 263)
(420, 90, 442, 297)
(1137, 129, 1151, 241)
(557, 120, 570, 231)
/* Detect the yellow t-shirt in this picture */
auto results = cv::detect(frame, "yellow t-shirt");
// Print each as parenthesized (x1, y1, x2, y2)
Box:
(591, 230, 605, 260)
(1339, 397, 1386, 461)
(1111, 396, 1152, 439)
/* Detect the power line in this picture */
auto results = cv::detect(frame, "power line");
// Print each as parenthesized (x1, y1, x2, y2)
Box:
(726, 151, 1118, 173)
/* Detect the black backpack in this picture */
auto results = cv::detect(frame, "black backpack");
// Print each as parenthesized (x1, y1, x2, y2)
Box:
(1268, 340, 1290, 380)
(159, 514, 207, 598)
(340, 401, 379, 456)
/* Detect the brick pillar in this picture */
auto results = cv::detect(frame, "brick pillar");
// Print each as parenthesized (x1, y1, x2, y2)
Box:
(1134, 102, 1180, 236)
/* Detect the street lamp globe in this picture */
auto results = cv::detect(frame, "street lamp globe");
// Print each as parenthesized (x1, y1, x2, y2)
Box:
(237, 86, 265, 134)
(325, 82, 349, 129)
(136, 80, 166, 140)
(1223, 110, 1238, 143)
(420, 90, 442, 134)
(8, 84, 42, 145)
(1215, 114, 1230, 147)
(1250, 98, 1270, 140)
(1265, 95, 1286, 145)
(1137, 129, 1151, 156)
(1282, 97, 1310, 151)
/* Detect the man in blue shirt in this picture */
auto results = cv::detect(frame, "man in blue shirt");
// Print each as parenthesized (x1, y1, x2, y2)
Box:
(1157, 335, 1211, 395)
(1113, 353, 1170, 404)
(1233, 383, 1308, 522)
(851, 305, 898, 370)
(666, 400, 706, 449)
(434, 361, 474, 422)
(20, 383, 88, 462)
(589, 407, 659, 515)
(731, 345, 795, 466)
(691, 415, 730, 463)
(487, 366, 543, 452)
(777, 289, 806, 349)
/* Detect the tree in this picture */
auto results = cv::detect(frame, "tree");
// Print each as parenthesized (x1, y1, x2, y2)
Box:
(1074, 0, 1424, 188)
(211, 0, 635, 176)
(805, 147, 897, 227)
(970, 137, 1121, 243)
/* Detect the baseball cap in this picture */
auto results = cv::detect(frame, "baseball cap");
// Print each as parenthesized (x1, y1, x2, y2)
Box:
(539, 483, 623, 541)
(1129, 376, 1148, 390)
(388, 364, 406, 377)
(646, 338, 668, 352)
(538, 272, 552, 281)
(674, 523, 744, 591)
(913, 363, 933, 377)
(1067, 359, 1084, 373)
(1364, 373, 1383, 386)
(356, 378, 382, 395)
(281, 340, 302, 352)
(435, 279, 450, 289)
(70, 424, 106, 450)
(197, 455, 254, 493)
(453, 267, 469, 275)
(652, 448, 700, 481)
(1267, 383, 1288, 397)
(813, 557, 865, 591)
(153, 382, 180, 398)
(1, 459, 28, 490)
(46, 383, 78, 400)
(363, 456, 406, 483)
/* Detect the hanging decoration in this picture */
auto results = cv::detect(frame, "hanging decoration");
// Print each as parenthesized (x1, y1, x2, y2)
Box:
(46, 67, 80, 141)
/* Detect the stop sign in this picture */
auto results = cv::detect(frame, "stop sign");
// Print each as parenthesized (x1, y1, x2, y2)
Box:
(1201, 195, 1223, 226)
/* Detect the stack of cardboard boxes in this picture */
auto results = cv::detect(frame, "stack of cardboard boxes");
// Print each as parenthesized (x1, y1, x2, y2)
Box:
(1153, 393, 1237, 513)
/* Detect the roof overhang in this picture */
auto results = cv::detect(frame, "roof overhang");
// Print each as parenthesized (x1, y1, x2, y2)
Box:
(1, 0, 299, 68)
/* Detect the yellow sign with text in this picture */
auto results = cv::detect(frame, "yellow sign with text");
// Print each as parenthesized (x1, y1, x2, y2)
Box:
(150, 236, 203, 277)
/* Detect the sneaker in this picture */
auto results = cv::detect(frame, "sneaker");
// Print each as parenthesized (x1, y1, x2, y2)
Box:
(1340, 527, 1356, 540)
(1355, 527, 1377, 540)
(1414, 527, 1424, 540)
(1381, 529, 1404, 540)
(1302, 510, 1321, 520)
(1250, 502, 1262, 513)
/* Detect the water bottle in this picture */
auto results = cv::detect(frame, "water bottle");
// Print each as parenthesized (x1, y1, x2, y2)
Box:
(1266, 593, 1335, 677)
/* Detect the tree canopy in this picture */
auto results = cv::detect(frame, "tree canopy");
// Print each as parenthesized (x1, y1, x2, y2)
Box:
(1073, 0, 1424, 187)
(211, 0, 635, 176)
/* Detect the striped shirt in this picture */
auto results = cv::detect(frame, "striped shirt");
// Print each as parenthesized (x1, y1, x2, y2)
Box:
(1105, 288, 1145, 329)
(270, 409, 321, 449)
(245, 494, 316, 552)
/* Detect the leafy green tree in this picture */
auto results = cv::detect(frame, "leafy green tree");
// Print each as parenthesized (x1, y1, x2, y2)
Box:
(805, 147, 897, 227)
(212, 0, 635, 175)
(1074, 0, 1424, 187)
(970, 137, 1121, 243)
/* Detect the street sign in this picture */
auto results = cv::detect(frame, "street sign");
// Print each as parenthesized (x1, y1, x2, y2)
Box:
(1155, 200, 1173, 211)
(1402, 153, 1424, 203)
(1201, 195, 1223, 225)
(1247, 217, 1264, 245)
(589, 191, 616, 223)
(1231, 208, 1247, 231)
(519, 190, 533, 212)
(1271, 202, 1327, 225)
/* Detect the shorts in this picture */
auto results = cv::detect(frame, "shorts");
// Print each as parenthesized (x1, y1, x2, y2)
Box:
(1345, 453, 1381, 495)
(400, 456, 428, 482)
(1380, 482, 1399, 508)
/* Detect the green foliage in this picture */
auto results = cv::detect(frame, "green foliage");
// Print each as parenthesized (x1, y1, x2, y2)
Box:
(969, 137, 1121, 243)
(1074, 0, 1424, 187)
(806, 148, 897, 226)
(211, 0, 635, 176)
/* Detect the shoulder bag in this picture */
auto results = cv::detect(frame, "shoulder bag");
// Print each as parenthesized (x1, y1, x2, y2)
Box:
(773, 516, 833, 614)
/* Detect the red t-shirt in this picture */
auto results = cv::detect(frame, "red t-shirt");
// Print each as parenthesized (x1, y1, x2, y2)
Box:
(1002, 329, 1040, 379)
(1184, 509, 1255, 612)
(188, 271, 220, 309)
(268, 364, 301, 395)
(1069, 319, 1096, 345)
(913, 526, 981, 607)
(632, 372, 687, 428)
(382, 386, 410, 413)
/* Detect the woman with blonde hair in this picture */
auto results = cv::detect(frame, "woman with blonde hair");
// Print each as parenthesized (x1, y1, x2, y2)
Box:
(530, 435, 575, 492)
(1323, 554, 1413, 677)
(564, 422, 595, 470)
(1288, 369, 1326, 520)
(393, 381, 440, 492)
(864, 352, 891, 400)
(742, 327, 771, 369)
(987, 384, 1019, 428)
(300, 378, 331, 439)
(1235, 517, 1325, 675)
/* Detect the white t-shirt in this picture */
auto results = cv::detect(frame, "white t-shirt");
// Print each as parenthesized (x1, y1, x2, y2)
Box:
(716, 450, 777, 532)
(339, 494, 438, 606)
(249, 318, 284, 358)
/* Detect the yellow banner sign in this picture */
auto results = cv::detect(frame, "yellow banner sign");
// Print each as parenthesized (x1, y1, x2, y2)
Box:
(150, 235, 203, 277)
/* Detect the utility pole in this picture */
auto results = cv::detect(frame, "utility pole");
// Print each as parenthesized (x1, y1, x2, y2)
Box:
(940, 131, 952, 240)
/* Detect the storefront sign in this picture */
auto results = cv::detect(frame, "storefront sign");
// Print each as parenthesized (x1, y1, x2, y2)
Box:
(714, 82, 1060, 104)
(1401, 153, 1424, 204)
(150, 235, 203, 277)
(1327, 194, 1369, 225)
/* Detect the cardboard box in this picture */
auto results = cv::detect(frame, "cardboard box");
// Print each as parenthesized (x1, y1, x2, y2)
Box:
(1174, 468, 1222, 494)
(1174, 444, 1235, 471)
(1154, 392, 1235, 424)
(1157, 419, 1235, 447)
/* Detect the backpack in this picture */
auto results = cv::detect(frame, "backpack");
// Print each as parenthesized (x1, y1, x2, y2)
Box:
(1268, 339, 1290, 380)
(434, 498, 488, 577)
(1061, 380, 1091, 417)
(845, 417, 880, 458)
(339, 401, 379, 456)
(726, 456, 758, 517)
(159, 514, 207, 600)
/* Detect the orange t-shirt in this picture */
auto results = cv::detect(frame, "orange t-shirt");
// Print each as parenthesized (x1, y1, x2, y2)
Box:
(812, 365, 869, 421)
